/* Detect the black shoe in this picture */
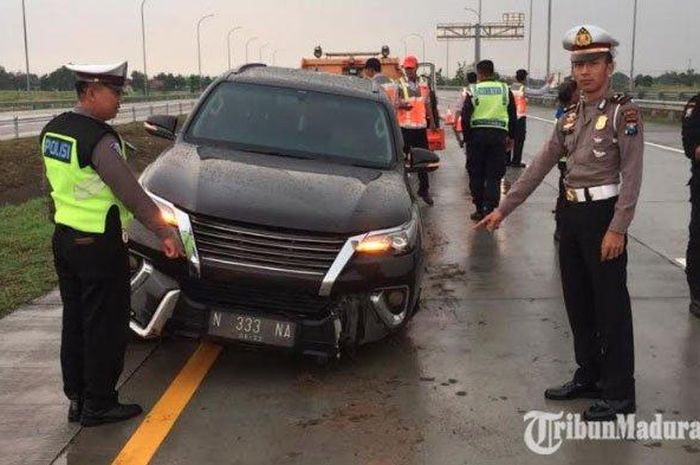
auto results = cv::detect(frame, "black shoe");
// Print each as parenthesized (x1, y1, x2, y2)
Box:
(583, 399, 636, 422)
(544, 380, 601, 401)
(470, 211, 484, 221)
(81, 402, 143, 427)
(417, 190, 434, 206)
(511, 162, 527, 168)
(68, 398, 82, 423)
(690, 300, 700, 318)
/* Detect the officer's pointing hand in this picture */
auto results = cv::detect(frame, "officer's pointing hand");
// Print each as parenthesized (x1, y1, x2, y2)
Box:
(600, 230, 625, 261)
(474, 210, 504, 232)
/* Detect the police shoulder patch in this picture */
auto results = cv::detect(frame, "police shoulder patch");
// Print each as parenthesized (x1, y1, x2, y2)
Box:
(622, 108, 640, 136)
(684, 95, 699, 119)
(109, 140, 123, 157)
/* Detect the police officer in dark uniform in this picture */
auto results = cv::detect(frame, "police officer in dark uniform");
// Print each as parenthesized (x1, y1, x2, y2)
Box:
(683, 93, 700, 318)
(41, 62, 184, 426)
(477, 25, 643, 421)
(461, 60, 517, 221)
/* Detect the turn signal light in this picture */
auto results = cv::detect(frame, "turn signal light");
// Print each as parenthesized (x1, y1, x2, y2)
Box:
(160, 208, 178, 226)
(354, 237, 391, 254)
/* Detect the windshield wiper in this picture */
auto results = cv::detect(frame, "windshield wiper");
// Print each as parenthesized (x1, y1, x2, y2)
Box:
(244, 148, 313, 160)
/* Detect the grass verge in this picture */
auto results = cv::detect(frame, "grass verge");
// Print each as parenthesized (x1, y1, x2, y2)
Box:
(0, 119, 173, 318)
(0, 197, 56, 318)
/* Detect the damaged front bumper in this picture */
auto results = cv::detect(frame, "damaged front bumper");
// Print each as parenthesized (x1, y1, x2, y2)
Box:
(129, 250, 420, 358)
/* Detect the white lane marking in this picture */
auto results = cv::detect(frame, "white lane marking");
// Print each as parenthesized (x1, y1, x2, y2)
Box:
(646, 141, 685, 154)
(528, 115, 556, 124)
(529, 115, 685, 154)
(676, 258, 687, 269)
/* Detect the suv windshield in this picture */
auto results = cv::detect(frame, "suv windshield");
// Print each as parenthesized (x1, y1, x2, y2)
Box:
(186, 82, 395, 168)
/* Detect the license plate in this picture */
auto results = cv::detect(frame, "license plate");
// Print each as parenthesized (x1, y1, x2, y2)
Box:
(207, 311, 296, 348)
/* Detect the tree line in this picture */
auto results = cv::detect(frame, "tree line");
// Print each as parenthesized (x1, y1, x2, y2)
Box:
(0, 65, 214, 93)
(436, 61, 700, 90)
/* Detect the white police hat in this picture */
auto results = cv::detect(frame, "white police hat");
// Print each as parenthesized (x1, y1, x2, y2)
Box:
(562, 25, 619, 63)
(65, 61, 128, 88)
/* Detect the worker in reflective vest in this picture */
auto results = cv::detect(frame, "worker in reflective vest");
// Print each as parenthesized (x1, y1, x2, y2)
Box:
(461, 60, 517, 221)
(397, 55, 436, 206)
(508, 69, 529, 168)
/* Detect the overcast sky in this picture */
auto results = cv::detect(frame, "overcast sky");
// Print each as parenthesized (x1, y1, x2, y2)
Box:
(1, 0, 698, 80)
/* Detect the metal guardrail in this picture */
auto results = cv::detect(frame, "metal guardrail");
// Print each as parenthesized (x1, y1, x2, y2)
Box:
(437, 85, 698, 102)
(0, 100, 197, 140)
(527, 95, 686, 120)
(0, 93, 199, 112)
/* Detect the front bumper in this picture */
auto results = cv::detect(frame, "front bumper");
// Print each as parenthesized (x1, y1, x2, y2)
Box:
(127, 199, 423, 357)
(128, 240, 422, 358)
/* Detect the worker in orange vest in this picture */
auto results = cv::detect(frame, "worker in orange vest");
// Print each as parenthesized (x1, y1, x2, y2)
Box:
(508, 69, 529, 168)
(397, 55, 436, 205)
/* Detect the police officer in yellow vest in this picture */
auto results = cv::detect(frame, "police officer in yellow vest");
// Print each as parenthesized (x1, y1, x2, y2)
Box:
(41, 62, 183, 427)
(461, 60, 517, 221)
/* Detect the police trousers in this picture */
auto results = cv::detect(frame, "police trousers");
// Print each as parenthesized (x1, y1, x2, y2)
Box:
(558, 197, 636, 400)
(508, 117, 527, 165)
(52, 215, 130, 410)
(466, 128, 507, 213)
(686, 175, 700, 300)
(401, 127, 430, 194)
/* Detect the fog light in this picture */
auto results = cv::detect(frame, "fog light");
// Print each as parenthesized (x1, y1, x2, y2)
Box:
(387, 289, 406, 311)
(370, 287, 410, 329)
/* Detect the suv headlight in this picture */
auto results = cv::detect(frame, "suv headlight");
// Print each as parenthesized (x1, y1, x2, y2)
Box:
(149, 194, 180, 227)
(142, 189, 200, 275)
(354, 206, 419, 255)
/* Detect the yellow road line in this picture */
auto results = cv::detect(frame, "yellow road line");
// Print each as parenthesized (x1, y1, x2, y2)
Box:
(112, 341, 222, 465)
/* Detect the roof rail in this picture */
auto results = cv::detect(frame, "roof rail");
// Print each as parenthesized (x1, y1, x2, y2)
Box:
(227, 63, 267, 78)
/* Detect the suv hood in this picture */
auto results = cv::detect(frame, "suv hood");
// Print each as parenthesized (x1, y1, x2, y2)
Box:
(141, 144, 413, 234)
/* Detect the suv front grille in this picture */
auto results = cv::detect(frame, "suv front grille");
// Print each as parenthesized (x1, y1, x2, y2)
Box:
(189, 213, 347, 277)
(182, 280, 331, 316)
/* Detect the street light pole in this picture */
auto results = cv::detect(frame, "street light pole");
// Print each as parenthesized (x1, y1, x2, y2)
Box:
(407, 33, 426, 63)
(630, 0, 638, 91)
(259, 42, 270, 62)
(21, 0, 30, 91)
(446, 39, 450, 79)
(227, 26, 242, 70)
(245, 37, 259, 63)
(464, 3, 482, 67)
(140, 0, 148, 96)
(527, 0, 533, 84)
(546, 0, 552, 78)
(476, 0, 482, 65)
(197, 13, 215, 81)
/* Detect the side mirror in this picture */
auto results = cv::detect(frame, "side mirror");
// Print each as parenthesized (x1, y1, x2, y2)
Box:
(144, 115, 178, 141)
(406, 147, 440, 173)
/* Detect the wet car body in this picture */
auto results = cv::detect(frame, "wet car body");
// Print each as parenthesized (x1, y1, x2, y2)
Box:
(128, 65, 437, 360)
